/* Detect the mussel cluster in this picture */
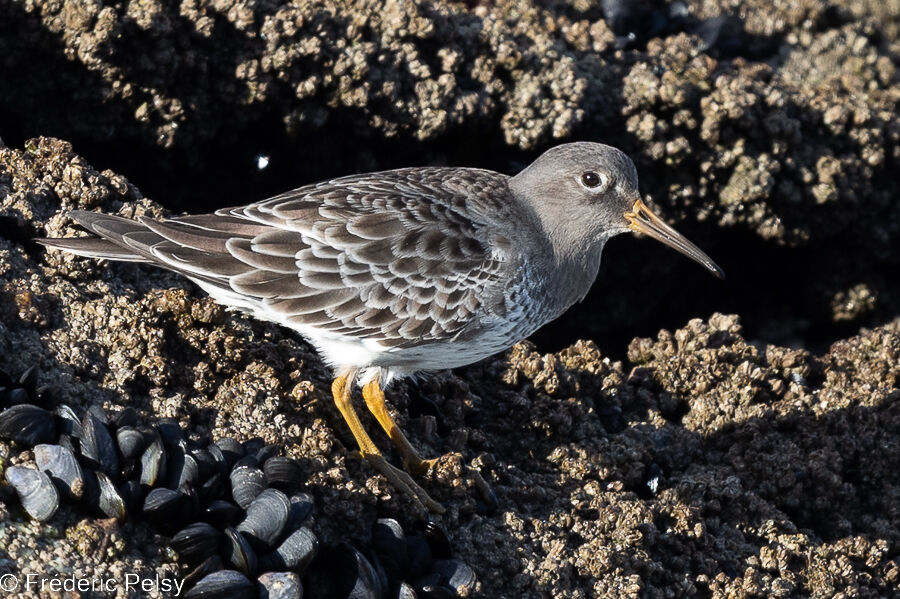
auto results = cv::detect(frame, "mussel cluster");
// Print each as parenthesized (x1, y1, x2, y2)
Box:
(0, 366, 477, 598)
(323, 518, 477, 598)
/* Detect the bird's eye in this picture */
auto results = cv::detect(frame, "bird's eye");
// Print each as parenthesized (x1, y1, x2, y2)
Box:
(581, 171, 604, 189)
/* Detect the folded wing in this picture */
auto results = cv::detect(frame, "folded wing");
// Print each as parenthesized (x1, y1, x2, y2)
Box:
(38, 168, 513, 347)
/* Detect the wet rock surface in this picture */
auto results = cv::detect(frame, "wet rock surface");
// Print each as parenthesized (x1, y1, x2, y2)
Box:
(1, 0, 899, 356)
(1, 138, 898, 597)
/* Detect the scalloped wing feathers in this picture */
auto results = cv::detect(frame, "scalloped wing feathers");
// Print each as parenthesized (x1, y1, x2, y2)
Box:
(46, 168, 516, 348)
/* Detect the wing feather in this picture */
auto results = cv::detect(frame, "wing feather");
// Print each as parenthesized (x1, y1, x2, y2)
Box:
(139, 217, 232, 253)
(42, 168, 516, 348)
(226, 239, 299, 273)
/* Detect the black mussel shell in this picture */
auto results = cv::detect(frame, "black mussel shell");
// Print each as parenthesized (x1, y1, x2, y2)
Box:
(405, 534, 432, 580)
(233, 454, 260, 469)
(34, 443, 84, 501)
(202, 499, 243, 528)
(3, 387, 30, 407)
(255, 443, 280, 464)
(183, 569, 256, 599)
(331, 543, 383, 599)
(373, 518, 409, 582)
(395, 582, 418, 599)
(140, 436, 167, 488)
(87, 404, 108, 424)
(237, 488, 290, 550)
(241, 436, 265, 456)
(95, 470, 127, 522)
(224, 527, 258, 577)
(82, 469, 127, 522)
(411, 573, 441, 589)
(370, 551, 390, 599)
(119, 479, 144, 514)
(182, 554, 224, 595)
(0, 404, 56, 445)
(215, 437, 245, 469)
(230, 463, 266, 510)
(157, 418, 186, 450)
(286, 493, 315, 531)
(166, 448, 200, 491)
(420, 521, 452, 560)
(206, 443, 229, 474)
(432, 559, 476, 596)
(5, 466, 59, 521)
(258, 525, 318, 574)
(116, 426, 148, 461)
(57, 434, 79, 457)
(54, 405, 84, 441)
(199, 471, 226, 503)
(143, 487, 194, 528)
(263, 457, 304, 492)
(112, 406, 139, 429)
(257, 571, 302, 599)
(81, 410, 120, 477)
(694, 15, 745, 54)
(171, 522, 224, 565)
(191, 447, 218, 480)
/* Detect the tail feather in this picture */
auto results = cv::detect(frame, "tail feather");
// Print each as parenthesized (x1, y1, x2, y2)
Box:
(36, 210, 156, 262)
(35, 210, 245, 289)
(35, 237, 149, 262)
(69, 210, 147, 238)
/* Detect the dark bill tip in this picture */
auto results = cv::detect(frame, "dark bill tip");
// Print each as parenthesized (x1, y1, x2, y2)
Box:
(624, 199, 725, 280)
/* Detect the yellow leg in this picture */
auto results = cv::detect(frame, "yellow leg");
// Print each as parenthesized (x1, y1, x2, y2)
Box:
(362, 377, 439, 476)
(331, 373, 444, 514)
(332, 373, 380, 455)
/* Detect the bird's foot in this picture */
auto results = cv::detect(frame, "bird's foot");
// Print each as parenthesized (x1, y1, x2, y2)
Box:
(408, 452, 498, 513)
(403, 455, 440, 477)
(364, 452, 446, 515)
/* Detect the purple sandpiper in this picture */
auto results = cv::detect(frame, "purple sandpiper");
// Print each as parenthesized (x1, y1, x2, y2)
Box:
(38, 142, 723, 513)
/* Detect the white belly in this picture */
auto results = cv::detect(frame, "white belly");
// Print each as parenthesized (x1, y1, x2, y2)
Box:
(195, 273, 553, 387)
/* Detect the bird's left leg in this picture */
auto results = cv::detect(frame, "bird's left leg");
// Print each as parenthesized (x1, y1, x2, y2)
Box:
(363, 375, 500, 511)
(332, 372, 444, 514)
(362, 376, 439, 476)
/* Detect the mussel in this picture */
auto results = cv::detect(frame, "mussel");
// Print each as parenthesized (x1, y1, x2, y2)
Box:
(0, 404, 56, 445)
(140, 436, 167, 488)
(237, 488, 290, 550)
(81, 410, 120, 477)
(263, 456, 305, 492)
(258, 526, 318, 573)
(331, 543, 383, 599)
(171, 522, 224, 565)
(215, 437, 245, 469)
(5, 465, 59, 521)
(33, 443, 84, 501)
(183, 570, 257, 599)
(230, 463, 266, 509)
(431, 560, 476, 596)
(116, 426, 148, 461)
(224, 527, 258, 577)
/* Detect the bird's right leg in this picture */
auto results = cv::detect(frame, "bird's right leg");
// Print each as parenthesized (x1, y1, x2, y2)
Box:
(331, 373, 445, 514)
(362, 376, 438, 476)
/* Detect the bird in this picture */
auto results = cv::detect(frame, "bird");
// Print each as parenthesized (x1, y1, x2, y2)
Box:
(37, 142, 723, 513)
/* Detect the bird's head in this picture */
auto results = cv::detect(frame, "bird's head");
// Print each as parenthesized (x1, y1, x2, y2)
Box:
(510, 142, 724, 279)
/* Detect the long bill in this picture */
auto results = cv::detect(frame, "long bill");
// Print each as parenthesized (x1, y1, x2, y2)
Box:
(624, 198, 725, 279)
